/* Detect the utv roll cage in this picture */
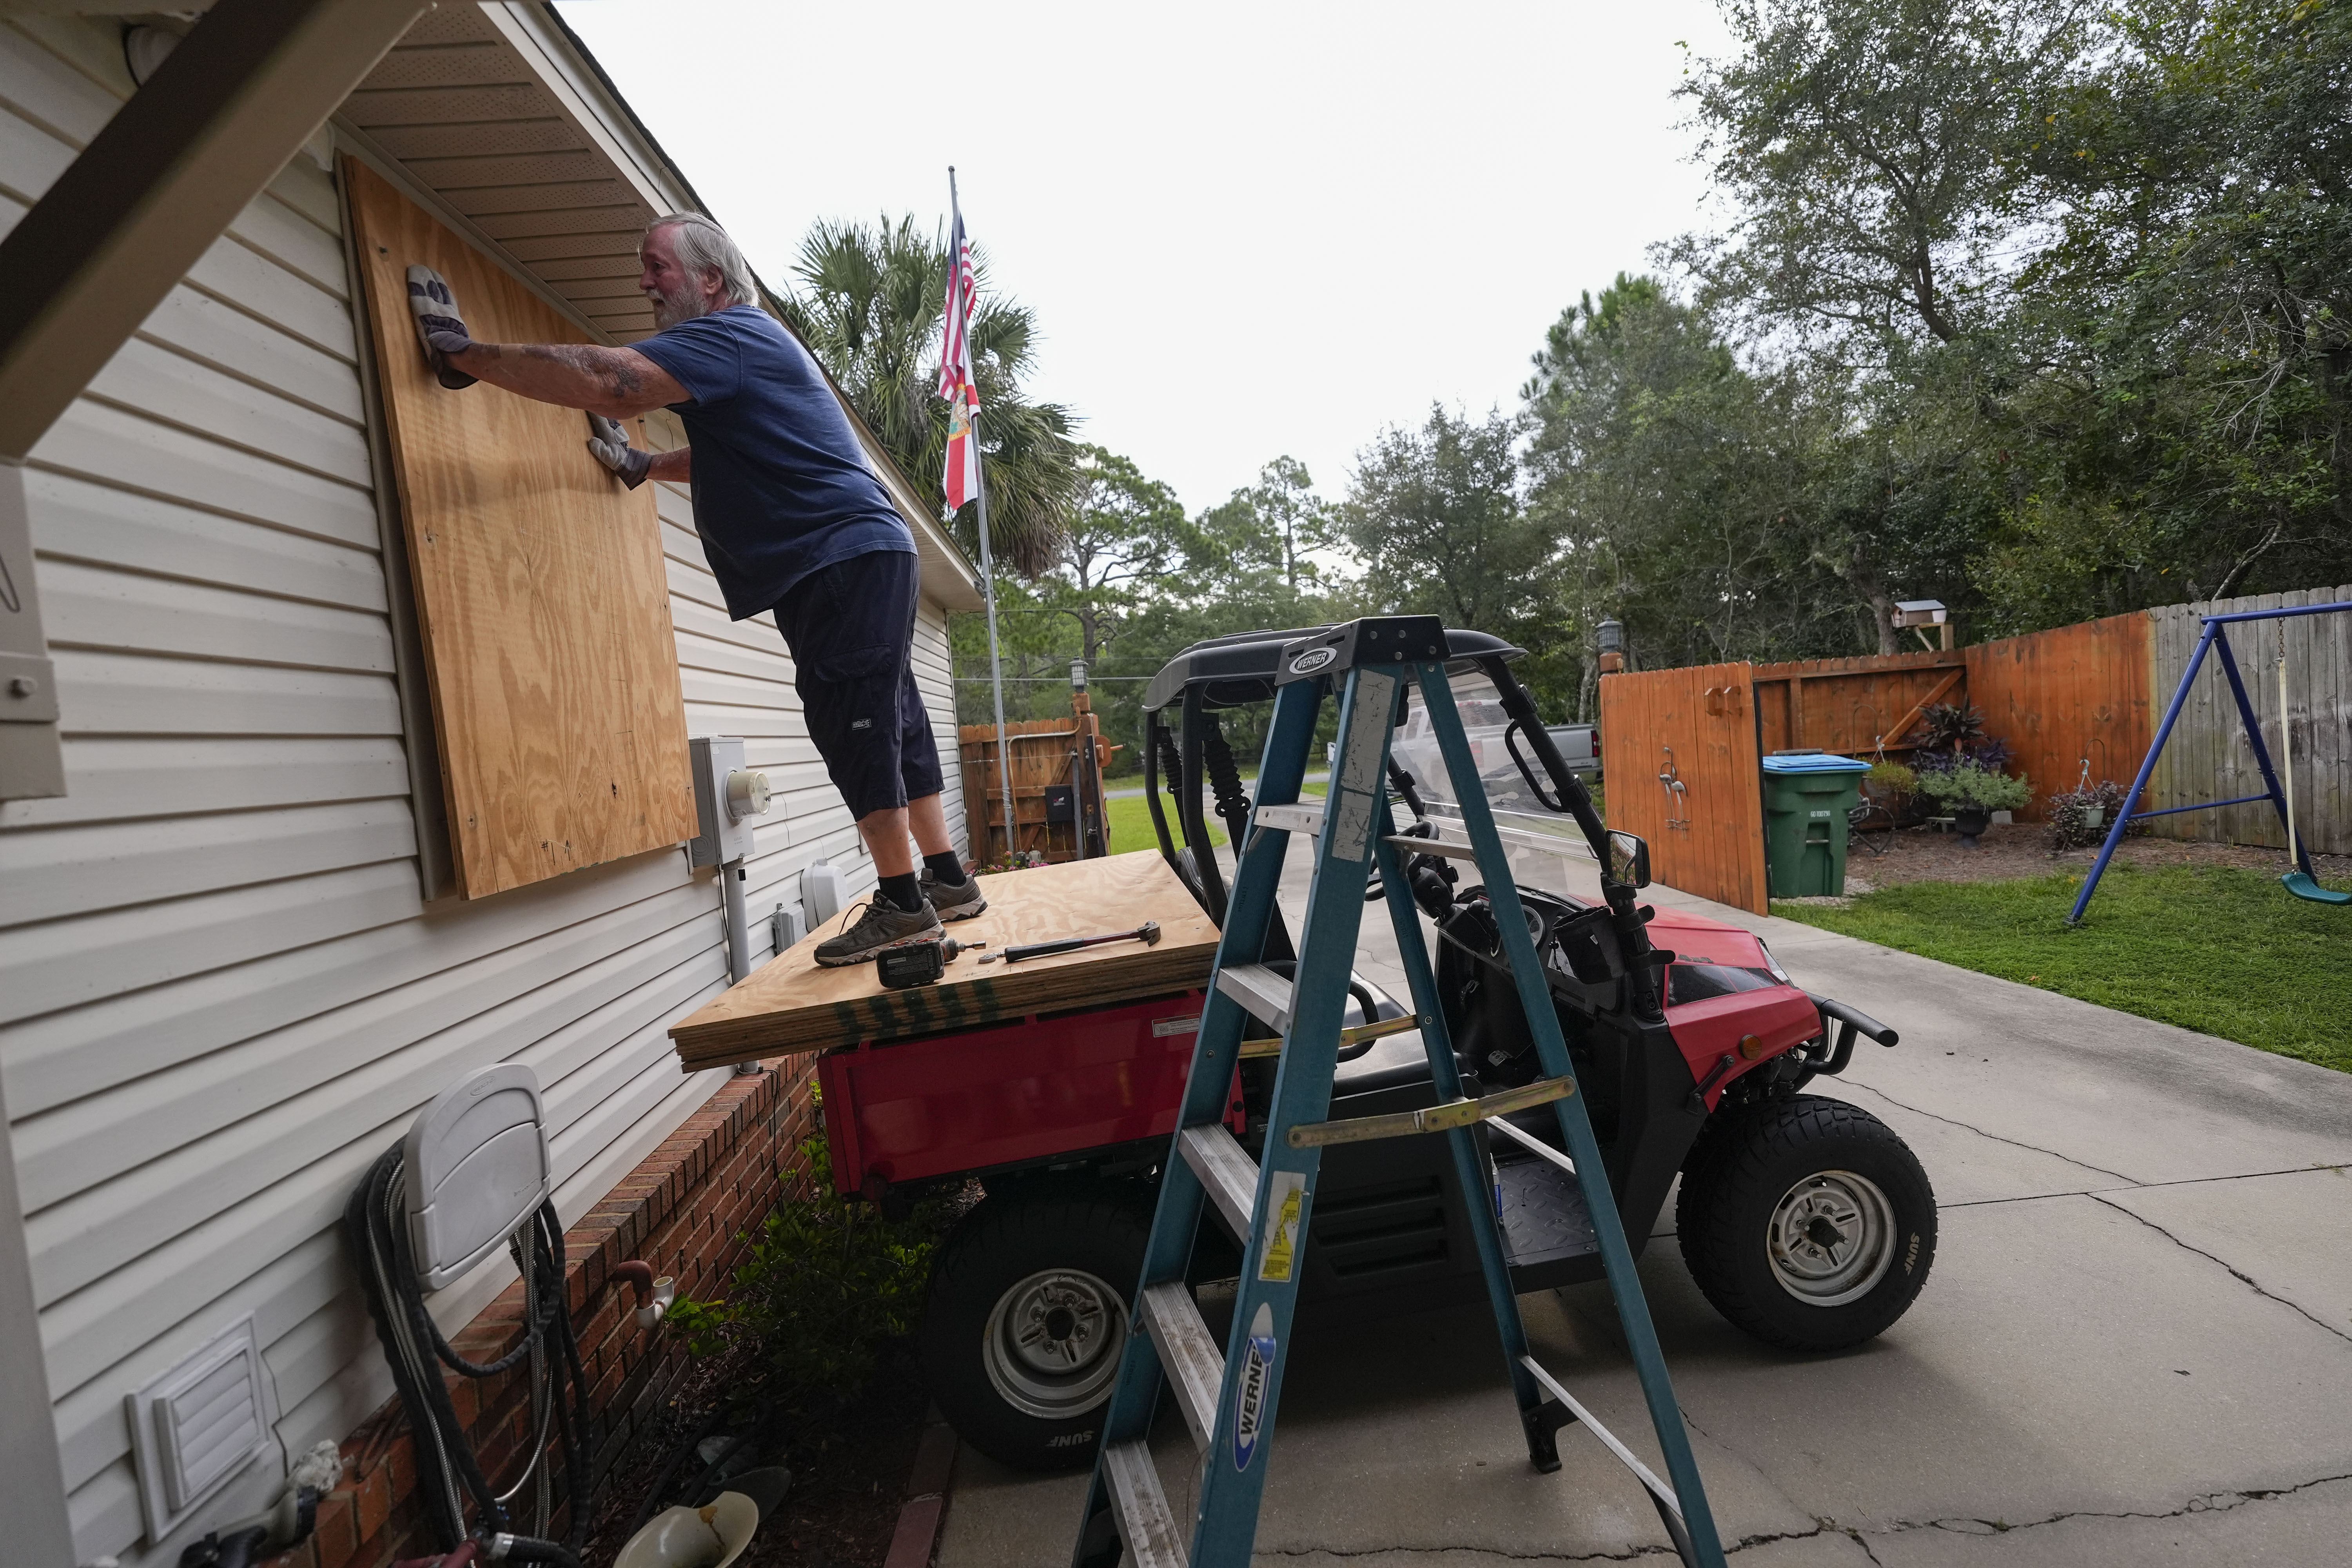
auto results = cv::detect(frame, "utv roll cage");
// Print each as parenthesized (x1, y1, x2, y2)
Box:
(1136, 622, 1666, 1021)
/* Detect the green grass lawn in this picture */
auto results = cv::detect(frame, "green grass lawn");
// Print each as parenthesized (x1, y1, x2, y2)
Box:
(1100, 777, 1328, 856)
(1102, 791, 1224, 853)
(1773, 862, 2352, 1073)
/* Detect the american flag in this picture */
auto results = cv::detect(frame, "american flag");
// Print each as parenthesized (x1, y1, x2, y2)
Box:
(937, 190, 981, 514)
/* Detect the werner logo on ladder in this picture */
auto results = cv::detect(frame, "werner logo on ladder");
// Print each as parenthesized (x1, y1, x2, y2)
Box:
(1074, 616, 1734, 1568)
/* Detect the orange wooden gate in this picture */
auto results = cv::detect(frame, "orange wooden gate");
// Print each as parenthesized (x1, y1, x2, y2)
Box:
(1599, 662, 1768, 914)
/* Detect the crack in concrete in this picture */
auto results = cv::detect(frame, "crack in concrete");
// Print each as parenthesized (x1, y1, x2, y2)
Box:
(2088, 1193, 2352, 1346)
(1936, 1161, 2349, 1210)
(1265, 1519, 1842, 1561)
(1867, 1467, 2352, 1541)
(1260, 1473, 2352, 1562)
(1834, 1078, 2138, 1184)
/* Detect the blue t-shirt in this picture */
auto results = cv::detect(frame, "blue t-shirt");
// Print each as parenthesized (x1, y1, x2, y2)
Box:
(633, 305, 914, 618)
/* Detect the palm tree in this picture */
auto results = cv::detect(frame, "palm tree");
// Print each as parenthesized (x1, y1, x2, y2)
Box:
(780, 215, 1077, 576)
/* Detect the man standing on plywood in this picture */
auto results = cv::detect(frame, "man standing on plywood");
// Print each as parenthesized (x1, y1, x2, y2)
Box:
(403, 215, 987, 965)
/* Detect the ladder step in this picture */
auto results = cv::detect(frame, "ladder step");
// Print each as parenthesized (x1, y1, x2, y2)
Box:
(1216, 962, 1295, 1033)
(1253, 800, 1325, 836)
(1102, 1439, 1186, 1568)
(1139, 1280, 1225, 1452)
(1178, 1122, 1259, 1241)
(1382, 832, 1481, 862)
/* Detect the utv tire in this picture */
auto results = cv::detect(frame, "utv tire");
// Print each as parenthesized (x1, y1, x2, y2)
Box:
(1677, 1095, 1935, 1352)
(918, 1178, 1152, 1471)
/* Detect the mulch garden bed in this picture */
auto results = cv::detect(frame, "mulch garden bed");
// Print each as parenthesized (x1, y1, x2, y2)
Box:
(581, 1342, 931, 1568)
(1833, 821, 2351, 894)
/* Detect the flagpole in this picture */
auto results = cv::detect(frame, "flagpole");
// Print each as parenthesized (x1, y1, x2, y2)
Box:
(951, 167, 1020, 865)
(971, 426, 1019, 863)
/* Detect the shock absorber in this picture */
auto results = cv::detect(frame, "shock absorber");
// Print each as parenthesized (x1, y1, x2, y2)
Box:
(1200, 718, 1256, 846)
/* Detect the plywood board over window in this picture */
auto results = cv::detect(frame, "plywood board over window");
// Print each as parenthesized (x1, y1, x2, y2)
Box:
(345, 158, 695, 898)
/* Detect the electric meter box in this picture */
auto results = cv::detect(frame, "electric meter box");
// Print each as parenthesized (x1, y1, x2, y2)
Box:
(688, 735, 768, 867)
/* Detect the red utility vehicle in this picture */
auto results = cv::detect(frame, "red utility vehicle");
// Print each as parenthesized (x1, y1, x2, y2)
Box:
(818, 626, 1935, 1471)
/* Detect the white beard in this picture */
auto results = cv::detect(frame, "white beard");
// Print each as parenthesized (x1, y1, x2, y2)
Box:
(650, 281, 716, 330)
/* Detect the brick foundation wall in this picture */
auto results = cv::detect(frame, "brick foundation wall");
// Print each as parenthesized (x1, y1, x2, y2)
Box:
(281, 1060, 821, 1568)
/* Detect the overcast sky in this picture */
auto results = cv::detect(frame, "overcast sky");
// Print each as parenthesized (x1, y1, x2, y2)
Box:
(555, 1, 1738, 514)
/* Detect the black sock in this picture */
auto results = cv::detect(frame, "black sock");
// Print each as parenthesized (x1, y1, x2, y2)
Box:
(878, 871, 924, 913)
(924, 851, 969, 887)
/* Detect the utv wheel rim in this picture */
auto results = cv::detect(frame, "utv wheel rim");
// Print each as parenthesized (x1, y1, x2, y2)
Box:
(1766, 1170, 1896, 1307)
(981, 1269, 1126, 1420)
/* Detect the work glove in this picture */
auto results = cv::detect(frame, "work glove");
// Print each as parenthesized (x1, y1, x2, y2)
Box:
(586, 412, 651, 488)
(405, 265, 477, 389)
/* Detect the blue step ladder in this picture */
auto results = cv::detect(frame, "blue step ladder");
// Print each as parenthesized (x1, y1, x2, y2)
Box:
(1072, 617, 1728, 1568)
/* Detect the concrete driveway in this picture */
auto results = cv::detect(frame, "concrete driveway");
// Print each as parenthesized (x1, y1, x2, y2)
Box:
(938, 841, 2352, 1564)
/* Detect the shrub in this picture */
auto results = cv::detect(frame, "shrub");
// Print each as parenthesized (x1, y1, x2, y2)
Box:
(1916, 761, 2034, 812)
(666, 1136, 949, 1412)
(1907, 703, 1985, 753)
(1915, 735, 2014, 779)
(1866, 760, 1918, 800)
(2045, 781, 2148, 851)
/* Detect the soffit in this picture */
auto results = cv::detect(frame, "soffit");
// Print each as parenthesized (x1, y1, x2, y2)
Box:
(337, 3, 661, 342)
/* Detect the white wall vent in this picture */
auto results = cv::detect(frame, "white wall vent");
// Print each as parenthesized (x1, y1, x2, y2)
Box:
(128, 1315, 277, 1541)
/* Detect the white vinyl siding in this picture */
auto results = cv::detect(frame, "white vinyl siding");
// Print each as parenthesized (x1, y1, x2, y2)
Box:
(0, 18, 963, 1563)
(913, 599, 967, 859)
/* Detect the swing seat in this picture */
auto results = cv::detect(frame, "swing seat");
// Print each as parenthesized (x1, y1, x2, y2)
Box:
(2281, 870, 2351, 906)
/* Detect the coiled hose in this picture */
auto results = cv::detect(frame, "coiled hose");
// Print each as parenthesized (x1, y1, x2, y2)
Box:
(345, 1145, 595, 1558)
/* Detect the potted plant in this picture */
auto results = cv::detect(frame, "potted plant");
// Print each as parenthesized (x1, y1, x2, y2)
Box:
(2045, 780, 2144, 851)
(1865, 759, 1918, 809)
(1917, 761, 2033, 846)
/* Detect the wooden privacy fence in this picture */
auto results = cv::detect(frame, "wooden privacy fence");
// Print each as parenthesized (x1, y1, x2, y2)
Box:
(959, 694, 1112, 864)
(2144, 585, 2351, 854)
(1597, 662, 1769, 914)
(1601, 583, 2350, 906)
(1753, 648, 1966, 766)
(1749, 612, 2153, 825)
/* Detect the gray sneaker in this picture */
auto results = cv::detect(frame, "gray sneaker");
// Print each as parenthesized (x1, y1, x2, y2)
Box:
(814, 898, 942, 967)
(922, 867, 989, 922)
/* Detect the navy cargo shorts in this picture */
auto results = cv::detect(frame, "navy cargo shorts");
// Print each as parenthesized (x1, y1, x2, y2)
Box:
(771, 547, 943, 820)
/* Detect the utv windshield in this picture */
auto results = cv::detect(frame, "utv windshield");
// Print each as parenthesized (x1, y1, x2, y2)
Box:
(1389, 674, 1592, 860)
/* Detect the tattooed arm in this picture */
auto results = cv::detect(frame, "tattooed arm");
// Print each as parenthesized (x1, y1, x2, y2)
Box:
(443, 341, 689, 419)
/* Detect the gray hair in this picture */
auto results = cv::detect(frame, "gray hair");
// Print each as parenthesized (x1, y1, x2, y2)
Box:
(646, 212, 759, 308)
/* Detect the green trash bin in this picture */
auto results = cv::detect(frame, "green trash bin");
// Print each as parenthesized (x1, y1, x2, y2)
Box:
(1760, 752, 1872, 898)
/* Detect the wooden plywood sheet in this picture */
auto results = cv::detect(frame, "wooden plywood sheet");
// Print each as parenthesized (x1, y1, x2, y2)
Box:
(670, 851, 1220, 1068)
(345, 159, 694, 898)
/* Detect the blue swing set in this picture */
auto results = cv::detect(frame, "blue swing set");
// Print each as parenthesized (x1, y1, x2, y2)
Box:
(2068, 599, 2352, 925)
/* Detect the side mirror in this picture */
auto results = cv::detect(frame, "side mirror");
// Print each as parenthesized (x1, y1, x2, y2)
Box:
(1605, 830, 1651, 889)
